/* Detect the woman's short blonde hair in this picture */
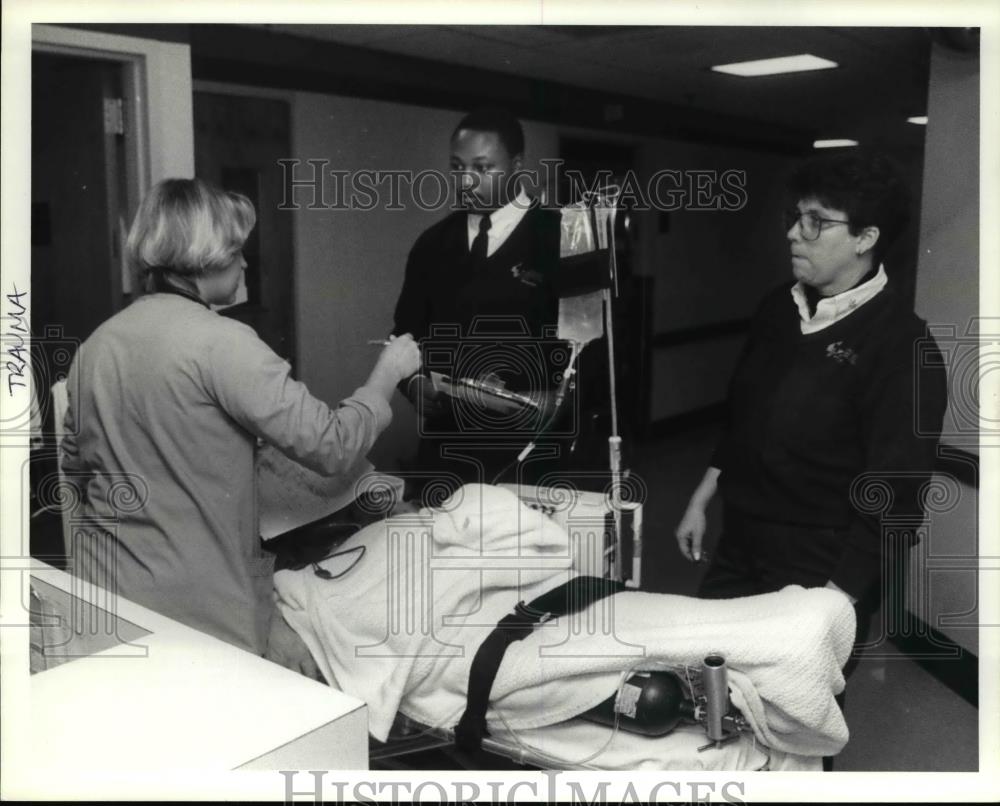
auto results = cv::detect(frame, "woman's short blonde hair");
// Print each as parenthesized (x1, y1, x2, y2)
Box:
(126, 178, 256, 289)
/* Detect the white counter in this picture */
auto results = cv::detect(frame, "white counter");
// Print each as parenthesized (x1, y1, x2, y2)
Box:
(26, 563, 368, 774)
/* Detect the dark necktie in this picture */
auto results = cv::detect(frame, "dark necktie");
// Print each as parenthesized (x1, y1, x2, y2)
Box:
(470, 214, 491, 266)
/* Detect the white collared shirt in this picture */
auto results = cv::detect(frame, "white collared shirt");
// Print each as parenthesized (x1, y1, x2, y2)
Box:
(467, 188, 532, 257)
(791, 265, 888, 334)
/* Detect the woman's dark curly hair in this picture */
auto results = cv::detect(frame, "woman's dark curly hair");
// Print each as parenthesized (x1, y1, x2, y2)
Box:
(788, 150, 912, 265)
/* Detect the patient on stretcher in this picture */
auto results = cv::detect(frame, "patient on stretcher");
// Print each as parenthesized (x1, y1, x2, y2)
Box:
(273, 483, 856, 770)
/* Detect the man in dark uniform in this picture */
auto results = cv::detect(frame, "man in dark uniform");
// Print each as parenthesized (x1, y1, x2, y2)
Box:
(392, 108, 564, 496)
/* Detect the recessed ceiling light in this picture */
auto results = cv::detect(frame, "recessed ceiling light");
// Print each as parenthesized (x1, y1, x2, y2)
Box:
(813, 139, 859, 149)
(711, 54, 838, 77)
(907, 116, 928, 125)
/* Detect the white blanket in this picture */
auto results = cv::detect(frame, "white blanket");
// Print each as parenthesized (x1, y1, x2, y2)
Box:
(274, 484, 855, 758)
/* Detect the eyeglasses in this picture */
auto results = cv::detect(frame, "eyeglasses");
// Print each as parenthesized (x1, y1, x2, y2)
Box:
(784, 209, 850, 241)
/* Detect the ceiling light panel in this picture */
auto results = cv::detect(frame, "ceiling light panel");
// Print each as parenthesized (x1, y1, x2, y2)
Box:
(712, 54, 838, 77)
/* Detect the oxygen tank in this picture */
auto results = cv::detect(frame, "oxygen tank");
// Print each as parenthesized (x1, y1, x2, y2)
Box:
(581, 671, 695, 736)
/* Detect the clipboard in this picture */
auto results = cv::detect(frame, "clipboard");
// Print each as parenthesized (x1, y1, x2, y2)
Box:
(430, 371, 540, 415)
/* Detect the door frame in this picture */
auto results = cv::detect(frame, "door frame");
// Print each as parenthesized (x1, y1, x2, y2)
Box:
(32, 24, 195, 296)
(32, 24, 195, 180)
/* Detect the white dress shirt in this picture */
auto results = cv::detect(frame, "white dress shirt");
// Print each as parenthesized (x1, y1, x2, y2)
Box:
(791, 265, 888, 334)
(466, 188, 533, 257)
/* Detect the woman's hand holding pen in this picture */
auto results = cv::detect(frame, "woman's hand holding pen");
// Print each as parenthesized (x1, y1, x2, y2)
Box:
(367, 334, 421, 401)
(372, 338, 449, 417)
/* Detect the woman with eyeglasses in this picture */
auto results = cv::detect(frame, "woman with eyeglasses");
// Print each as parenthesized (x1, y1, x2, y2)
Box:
(675, 152, 947, 663)
(60, 178, 421, 674)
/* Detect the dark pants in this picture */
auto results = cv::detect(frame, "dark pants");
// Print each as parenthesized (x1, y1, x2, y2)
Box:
(698, 508, 876, 679)
(699, 509, 878, 771)
(698, 509, 916, 770)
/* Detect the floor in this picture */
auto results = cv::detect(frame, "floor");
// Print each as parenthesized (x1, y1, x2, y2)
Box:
(629, 424, 979, 772)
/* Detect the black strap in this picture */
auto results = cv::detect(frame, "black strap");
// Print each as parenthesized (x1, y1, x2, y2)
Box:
(453, 575, 625, 752)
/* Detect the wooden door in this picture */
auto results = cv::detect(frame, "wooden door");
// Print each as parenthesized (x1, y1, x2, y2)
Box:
(193, 91, 296, 365)
(32, 52, 127, 347)
(30, 52, 129, 564)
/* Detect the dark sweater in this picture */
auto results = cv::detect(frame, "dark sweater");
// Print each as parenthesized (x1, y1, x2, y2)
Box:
(713, 281, 948, 601)
(393, 202, 560, 400)
(392, 202, 562, 392)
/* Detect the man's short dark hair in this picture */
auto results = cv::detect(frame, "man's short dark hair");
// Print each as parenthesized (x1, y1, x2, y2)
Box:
(452, 107, 525, 159)
(788, 150, 912, 265)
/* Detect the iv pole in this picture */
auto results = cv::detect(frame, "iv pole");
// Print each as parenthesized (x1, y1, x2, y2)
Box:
(514, 186, 639, 586)
(599, 194, 623, 581)
(603, 195, 642, 588)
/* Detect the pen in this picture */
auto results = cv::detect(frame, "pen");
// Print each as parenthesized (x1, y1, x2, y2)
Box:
(367, 339, 392, 346)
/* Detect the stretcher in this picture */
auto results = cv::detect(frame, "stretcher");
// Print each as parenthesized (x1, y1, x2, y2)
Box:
(273, 482, 852, 772)
(270, 191, 844, 772)
(369, 712, 786, 771)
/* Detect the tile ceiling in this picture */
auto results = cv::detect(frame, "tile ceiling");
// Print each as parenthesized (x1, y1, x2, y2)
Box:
(246, 24, 939, 147)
